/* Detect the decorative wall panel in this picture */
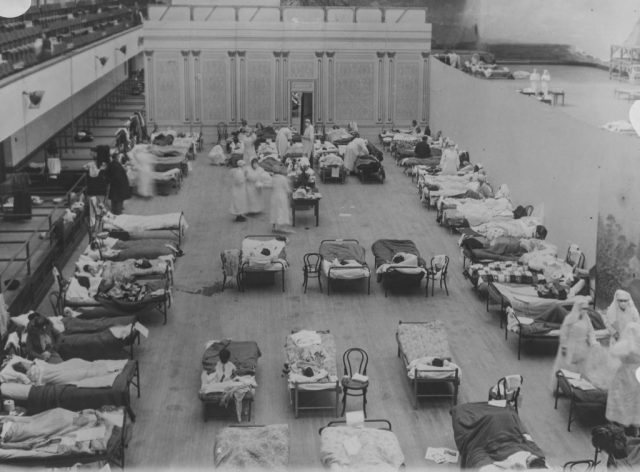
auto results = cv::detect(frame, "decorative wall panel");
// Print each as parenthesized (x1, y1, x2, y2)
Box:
(155, 56, 182, 122)
(288, 61, 315, 79)
(202, 58, 228, 122)
(395, 62, 420, 122)
(334, 61, 375, 121)
(246, 60, 274, 122)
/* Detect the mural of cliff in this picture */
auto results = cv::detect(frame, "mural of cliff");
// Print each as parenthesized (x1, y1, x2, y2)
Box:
(596, 148, 640, 309)
(283, 0, 478, 49)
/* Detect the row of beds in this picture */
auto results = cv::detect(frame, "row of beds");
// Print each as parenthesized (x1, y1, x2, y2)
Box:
(0, 203, 188, 469)
(384, 132, 620, 461)
(210, 138, 613, 471)
(204, 327, 597, 471)
(225, 235, 435, 297)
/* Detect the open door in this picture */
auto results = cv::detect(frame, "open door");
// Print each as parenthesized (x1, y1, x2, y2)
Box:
(289, 80, 315, 133)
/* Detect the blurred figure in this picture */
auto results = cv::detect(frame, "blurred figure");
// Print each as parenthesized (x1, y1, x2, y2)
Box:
(229, 160, 248, 222)
(606, 322, 640, 433)
(270, 172, 292, 233)
(530, 68, 541, 95)
(100, 153, 131, 214)
(302, 119, 315, 160)
(540, 69, 551, 97)
(245, 158, 264, 215)
(275, 126, 292, 158)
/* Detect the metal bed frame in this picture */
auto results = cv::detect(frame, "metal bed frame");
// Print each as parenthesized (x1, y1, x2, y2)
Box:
(319, 239, 371, 296)
(396, 321, 460, 409)
(238, 234, 287, 293)
(288, 329, 340, 418)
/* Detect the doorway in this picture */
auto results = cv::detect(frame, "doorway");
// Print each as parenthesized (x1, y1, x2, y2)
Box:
(291, 91, 313, 134)
(289, 80, 315, 134)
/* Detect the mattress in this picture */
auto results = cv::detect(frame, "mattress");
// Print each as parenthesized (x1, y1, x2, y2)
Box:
(214, 424, 289, 471)
(320, 241, 369, 279)
(491, 283, 582, 318)
(102, 212, 186, 233)
(371, 239, 426, 277)
(397, 321, 452, 362)
(285, 331, 337, 391)
(451, 402, 545, 469)
(241, 237, 288, 271)
(0, 407, 124, 463)
(320, 426, 405, 471)
(23, 361, 137, 415)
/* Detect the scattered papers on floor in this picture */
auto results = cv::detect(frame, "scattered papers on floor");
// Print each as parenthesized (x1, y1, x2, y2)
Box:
(425, 447, 459, 464)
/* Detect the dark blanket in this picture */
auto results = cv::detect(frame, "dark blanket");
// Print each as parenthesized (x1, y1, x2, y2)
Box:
(25, 361, 136, 414)
(202, 341, 261, 376)
(355, 155, 382, 173)
(520, 306, 605, 336)
(259, 157, 287, 175)
(109, 239, 176, 261)
(451, 402, 545, 468)
(57, 330, 132, 361)
(464, 248, 521, 263)
(63, 316, 137, 334)
(371, 239, 425, 269)
(320, 241, 366, 264)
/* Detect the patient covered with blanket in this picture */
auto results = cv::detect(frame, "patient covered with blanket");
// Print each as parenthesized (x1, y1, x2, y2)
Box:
(242, 237, 288, 269)
(0, 356, 127, 388)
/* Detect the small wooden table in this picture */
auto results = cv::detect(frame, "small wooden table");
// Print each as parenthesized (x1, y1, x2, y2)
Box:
(549, 89, 565, 106)
(291, 197, 320, 227)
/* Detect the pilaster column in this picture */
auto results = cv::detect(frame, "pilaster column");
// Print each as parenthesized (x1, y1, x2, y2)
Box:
(273, 51, 282, 123)
(421, 52, 430, 124)
(144, 50, 154, 123)
(228, 51, 237, 124)
(282, 51, 289, 123)
(376, 51, 385, 124)
(315, 51, 324, 124)
(192, 50, 201, 123)
(387, 52, 395, 123)
(237, 51, 246, 122)
(326, 51, 335, 124)
(181, 50, 191, 122)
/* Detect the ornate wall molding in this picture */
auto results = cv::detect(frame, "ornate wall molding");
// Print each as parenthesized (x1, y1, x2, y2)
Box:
(238, 51, 247, 122)
(192, 51, 201, 122)
(326, 51, 335, 123)
(421, 52, 430, 123)
(387, 52, 395, 123)
(282, 51, 289, 123)
(228, 51, 237, 123)
(274, 52, 282, 122)
(144, 51, 155, 123)
(376, 51, 385, 123)
(181, 50, 191, 122)
(315, 51, 324, 123)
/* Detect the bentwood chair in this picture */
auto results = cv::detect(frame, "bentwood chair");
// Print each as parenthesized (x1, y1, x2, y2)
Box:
(302, 252, 323, 293)
(341, 348, 369, 417)
(425, 254, 450, 297)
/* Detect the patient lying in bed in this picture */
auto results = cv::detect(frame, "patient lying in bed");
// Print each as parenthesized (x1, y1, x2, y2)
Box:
(0, 356, 127, 388)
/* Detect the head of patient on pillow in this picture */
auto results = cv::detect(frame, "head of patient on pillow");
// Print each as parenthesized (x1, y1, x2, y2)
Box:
(526, 455, 547, 469)
(392, 254, 405, 264)
(219, 348, 231, 365)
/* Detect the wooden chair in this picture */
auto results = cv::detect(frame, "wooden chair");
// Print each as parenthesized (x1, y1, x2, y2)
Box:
(341, 347, 369, 417)
(425, 254, 449, 297)
(302, 252, 322, 293)
(488, 374, 523, 412)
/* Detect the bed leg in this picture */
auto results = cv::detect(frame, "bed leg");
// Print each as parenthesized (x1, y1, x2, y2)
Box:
(282, 268, 285, 292)
(568, 396, 574, 432)
(554, 377, 560, 409)
(136, 361, 141, 398)
(367, 275, 371, 295)
(517, 334, 522, 360)
(294, 388, 299, 419)
(413, 380, 418, 410)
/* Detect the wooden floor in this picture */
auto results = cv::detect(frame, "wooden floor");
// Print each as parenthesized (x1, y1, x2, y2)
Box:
(42, 135, 599, 470)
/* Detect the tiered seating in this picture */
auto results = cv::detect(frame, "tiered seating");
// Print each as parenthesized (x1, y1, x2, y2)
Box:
(0, 3, 136, 79)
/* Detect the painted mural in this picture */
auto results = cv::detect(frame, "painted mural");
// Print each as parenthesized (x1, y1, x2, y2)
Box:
(596, 213, 640, 309)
